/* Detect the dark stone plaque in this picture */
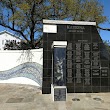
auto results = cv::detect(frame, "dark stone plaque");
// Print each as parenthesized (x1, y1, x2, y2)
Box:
(75, 43, 82, 50)
(67, 51, 72, 59)
(92, 69, 100, 77)
(67, 60, 72, 68)
(83, 51, 91, 59)
(67, 43, 72, 50)
(84, 69, 91, 85)
(66, 77, 73, 83)
(101, 69, 108, 77)
(92, 60, 100, 69)
(54, 88, 66, 101)
(83, 43, 91, 51)
(67, 69, 72, 77)
(67, 25, 85, 33)
(92, 43, 99, 51)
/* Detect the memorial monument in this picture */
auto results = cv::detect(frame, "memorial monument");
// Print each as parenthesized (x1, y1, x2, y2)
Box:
(42, 20, 110, 99)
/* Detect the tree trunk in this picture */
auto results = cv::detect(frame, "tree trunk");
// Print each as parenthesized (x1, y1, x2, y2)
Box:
(30, 32, 35, 49)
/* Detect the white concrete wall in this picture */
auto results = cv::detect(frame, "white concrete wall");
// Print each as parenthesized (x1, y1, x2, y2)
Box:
(0, 48, 43, 71)
(0, 48, 43, 86)
(0, 77, 40, 86)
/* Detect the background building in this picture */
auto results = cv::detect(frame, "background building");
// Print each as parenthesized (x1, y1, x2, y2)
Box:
(0, 30, 21, 50)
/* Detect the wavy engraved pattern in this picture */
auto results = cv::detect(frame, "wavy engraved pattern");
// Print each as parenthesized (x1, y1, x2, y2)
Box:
(0, 62, 43, 86)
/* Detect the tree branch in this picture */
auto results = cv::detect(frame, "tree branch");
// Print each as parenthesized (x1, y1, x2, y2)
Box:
(29, 1, 36, 48)
(0, 23, 29, 42)
(38, 0, 43, 4)
(97, 26, 110, 31)
(8, 0, 15, 29)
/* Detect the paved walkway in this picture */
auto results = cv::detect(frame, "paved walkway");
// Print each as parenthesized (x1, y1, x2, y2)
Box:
(0, 83, 110, 110)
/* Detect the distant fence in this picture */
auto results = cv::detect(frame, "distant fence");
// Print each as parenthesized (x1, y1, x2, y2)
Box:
(0, 49, 43, 86)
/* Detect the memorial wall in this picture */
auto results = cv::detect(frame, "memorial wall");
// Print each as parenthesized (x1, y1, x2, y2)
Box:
(42, 20, 110, 94)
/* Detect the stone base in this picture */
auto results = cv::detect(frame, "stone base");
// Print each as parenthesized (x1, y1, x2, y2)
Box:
(51, 84, 67, 101)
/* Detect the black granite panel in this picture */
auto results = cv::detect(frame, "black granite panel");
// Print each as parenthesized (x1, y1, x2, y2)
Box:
(67, 87, 75, 93)
(91, 26, 98, 33)
(82, 34, 91, 42)
(92, 60, 100, 69)
(101, 69, 108, 77)
(66, 33, 75, 41)
(92, 69, 100, 77)
(43, 23, 110, 94)
(101, 78, 108, 86)
(74, 87, 84, 93)
(43, 81, 51, 87)
(73, 69, 83, 77)
(66, 25, 91, 34)
(84, 78, 91, 86)
(47, 60, 52, 69)
(83, 59, 91, 65)
(75, 34, 83, 42)
(100, 43, 110, 60)
(43, 77, 51, 83)
(83, 86, 92, 93)
(47, 33, 57, 41)
(47, 42, 53, 50)
(101, 61, 109, 68)
(92, 78, 100, 86)
(75, 42, 82, 50)
(83, 43, 91, 51)
(100, 87, 109, 92)
(74, 78, 84, 86)
(43, 33, 48, 41)
(83, 52, 91, 63)
(66, 60, 73, 69)
(42, 87, 51, 94)
(66, 83, 75, 87)
(43, 42, 48, 50)
(57, 24, 66, 33)
(47, 51, 52, 60)
(92, 43, 100, 51)
(43, 51, 48, 59)
(43, 60, 48, 69)
(56, 33, 66, 40)
(92, 34, 100, 42)
(74, 63, 83, 69)
(83, 69, 91, 77)
(66, 68, 73, 77)
(92, 86, 100, 92)
(66, 77, 73, 84)
(43, 69, 52, 77)
(42, 78, 51, 93)
(71, 42, 75, 49)
(66, 51, 73, 59)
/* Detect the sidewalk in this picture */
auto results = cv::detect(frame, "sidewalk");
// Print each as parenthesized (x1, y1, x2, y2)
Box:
(0, 83, 110, 110)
